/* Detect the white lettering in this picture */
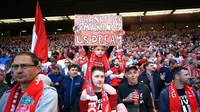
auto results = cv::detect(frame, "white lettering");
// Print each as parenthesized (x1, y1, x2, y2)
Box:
(82, 24, 121, 32)
(103, 35, 108, 45)
(88, 102, 96, 107)
(116, 35, 122, 44)
(110, 35, 115, 44)
(83, 36, 88, 44)
(92, 35, 98, 43)
(83, 25, 90, 31)
(88, 102, 97, 112)
(76, 16, 83, 23)
(76, 36, 83, 44)
(88, 108, 96, 112)
(98, 35, 103, 44)
(171, 88, 176, 98)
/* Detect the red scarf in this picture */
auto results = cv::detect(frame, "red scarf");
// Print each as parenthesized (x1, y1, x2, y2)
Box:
(87, 90, 111, 112)
(82, 52, 111, 111)
(169, 82, 198, 112)
(5, 77, 44, 112)
(83, 52, 110, 91)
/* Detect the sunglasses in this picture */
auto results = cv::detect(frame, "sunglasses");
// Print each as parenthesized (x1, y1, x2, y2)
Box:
(11, 64, 36, 70)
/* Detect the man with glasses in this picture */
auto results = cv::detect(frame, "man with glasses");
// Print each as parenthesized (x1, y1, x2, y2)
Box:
(62, 58, 71, 76)
(0, 52, 58, 112)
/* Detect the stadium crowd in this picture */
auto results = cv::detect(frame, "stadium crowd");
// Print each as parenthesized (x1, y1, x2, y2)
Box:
(0, 28, 200, 112)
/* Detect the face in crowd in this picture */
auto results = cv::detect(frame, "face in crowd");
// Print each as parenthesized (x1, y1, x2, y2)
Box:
(92, 69, 105, 89)
(146, 63, 155, 72)
(114, 58, 120, 67)
(68, 67, 78, 78)
(53, 68, 60, 75)
(64, 59, 70, 67)
(169, 60, 177, 70)
(0, 70, 5, 83)
(175, 69, 191, 85)
(172, 67, 191, 85)
(125, 67, 140, 85)
(94, 46, 105, 57)
(163, 58, 169, 66)
(11, 54, 40, 84)
(50, 58, 57, 66)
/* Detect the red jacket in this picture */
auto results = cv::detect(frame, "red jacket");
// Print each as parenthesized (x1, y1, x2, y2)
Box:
(110, 66, 124, 87)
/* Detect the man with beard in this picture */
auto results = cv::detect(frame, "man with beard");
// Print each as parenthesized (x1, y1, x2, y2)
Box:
(139, 62, 165, 109)
(159, 66, 200, 112)
(110, 58, 125, 90)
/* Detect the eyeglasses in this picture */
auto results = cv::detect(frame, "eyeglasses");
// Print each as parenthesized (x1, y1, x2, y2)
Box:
(11, 64, 36, 70)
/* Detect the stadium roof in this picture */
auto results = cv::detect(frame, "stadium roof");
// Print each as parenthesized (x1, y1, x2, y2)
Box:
(1, 0, 200, 19)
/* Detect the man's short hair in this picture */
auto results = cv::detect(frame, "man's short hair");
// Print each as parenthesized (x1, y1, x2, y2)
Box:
(171, 66, 188, 78)
(91, 66, 104, 75)
(169, 59, 177, 65)
(14, 52, 39, 65)
(52, 66, 60, 70)
(143, 62, 153, 69)
(68, 64, 78, 70)
(125, 66, 138, 73)
(113, 58, 119, 62)
(50, 57, 57, 62)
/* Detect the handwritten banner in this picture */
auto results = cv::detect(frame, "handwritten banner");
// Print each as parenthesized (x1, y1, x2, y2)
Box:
(74, 15, 123, 46)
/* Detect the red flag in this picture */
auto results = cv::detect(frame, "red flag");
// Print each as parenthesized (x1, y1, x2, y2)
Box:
(31, 1, 48, 63)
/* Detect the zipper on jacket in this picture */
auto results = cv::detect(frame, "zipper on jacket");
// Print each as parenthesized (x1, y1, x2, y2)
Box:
(69, 78, 73, 106)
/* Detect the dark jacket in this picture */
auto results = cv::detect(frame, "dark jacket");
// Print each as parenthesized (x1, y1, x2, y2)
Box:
(0, 83, 11, 99)
(117, 82, 154, 112)
(159, 66, 173, 83)
(59, 75, 84, 112)
(5, 72, 17, 88)
(159, 87, 200, 112)
(48, 72, 65, 92)
(139, 71, 165, 101)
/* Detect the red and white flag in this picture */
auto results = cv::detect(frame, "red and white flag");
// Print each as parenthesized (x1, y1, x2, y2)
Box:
(31, 1, 48, 63)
